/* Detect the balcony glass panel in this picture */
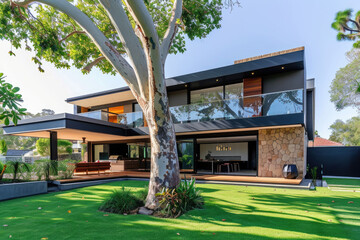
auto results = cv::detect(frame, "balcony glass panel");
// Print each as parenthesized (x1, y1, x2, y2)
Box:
(78, 110, 108, 121)
(80, 89, 303, 128)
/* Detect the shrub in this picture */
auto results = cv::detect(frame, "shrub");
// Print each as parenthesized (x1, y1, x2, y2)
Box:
(99, 186, 143, 214)
(310, 166, 318, 186)
(6, 160, 30, 182)
(0, 162, 6, 180)
(156, 177, 204, 218)
(0, 140, 7, 155)
(58, 159, 77, 179)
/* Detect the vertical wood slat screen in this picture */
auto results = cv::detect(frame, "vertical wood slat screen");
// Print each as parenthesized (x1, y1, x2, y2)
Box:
(243, 77, 262, 117)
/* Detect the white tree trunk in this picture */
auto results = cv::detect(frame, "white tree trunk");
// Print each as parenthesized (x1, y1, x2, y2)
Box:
(143, 92, 180, 209)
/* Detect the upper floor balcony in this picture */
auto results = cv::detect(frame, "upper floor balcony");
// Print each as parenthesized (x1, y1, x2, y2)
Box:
(77, 89, 303, 129)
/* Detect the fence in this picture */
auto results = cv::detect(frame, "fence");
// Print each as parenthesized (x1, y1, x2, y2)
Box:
(307, 146, 360, 177)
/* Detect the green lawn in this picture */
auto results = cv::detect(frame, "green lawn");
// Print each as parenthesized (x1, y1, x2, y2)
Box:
(324, 177, 360, 192)
(0, 180, 359, 240)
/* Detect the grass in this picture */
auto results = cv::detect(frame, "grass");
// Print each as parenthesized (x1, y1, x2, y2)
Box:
(0, 180, 359, 240)
(324, 177, 360, 192)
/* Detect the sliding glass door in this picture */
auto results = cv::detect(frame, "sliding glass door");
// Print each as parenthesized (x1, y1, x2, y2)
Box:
(177, 139, 194, 171)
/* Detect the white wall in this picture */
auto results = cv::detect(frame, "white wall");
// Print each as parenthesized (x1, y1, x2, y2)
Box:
(200, 142, 248, 161)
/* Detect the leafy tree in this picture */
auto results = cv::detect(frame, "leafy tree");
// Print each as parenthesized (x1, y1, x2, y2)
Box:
(314, 130, 320, 138)
(332, 9, 360, 48)
(329, 116, 360, 146)
(36, 138, 73, 156)
(329, 49, 360, 111)
(0, 0, 237, 208)
(0, 109, 55, 150)
(0, 73, 27, 125)
(0, 139, 7, 155)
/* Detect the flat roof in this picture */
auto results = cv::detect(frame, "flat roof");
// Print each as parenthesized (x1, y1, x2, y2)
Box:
(2, 112, 304, 142)
(1, 113, 129, 141)
(66, 47, 305, 106)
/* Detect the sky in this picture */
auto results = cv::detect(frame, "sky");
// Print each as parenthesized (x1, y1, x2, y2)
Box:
(0, 0, 359, 139)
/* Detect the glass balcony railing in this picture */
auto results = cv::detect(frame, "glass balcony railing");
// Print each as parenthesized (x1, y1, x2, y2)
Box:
(117, 89, 304, 128)
(76, 89, 303, 128)
(77, 110, 109, 121)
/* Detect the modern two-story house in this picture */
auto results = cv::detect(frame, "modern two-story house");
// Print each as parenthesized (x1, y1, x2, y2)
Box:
(3, 47, 315, 179)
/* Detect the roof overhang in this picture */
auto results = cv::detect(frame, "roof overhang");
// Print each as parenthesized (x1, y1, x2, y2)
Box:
(2, 113, 304, 142)
(2, 113, 129, 142)
(66, 48, 305, 108)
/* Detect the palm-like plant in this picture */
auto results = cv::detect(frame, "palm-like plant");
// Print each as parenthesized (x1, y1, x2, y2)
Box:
(34, 160, 57, 181)
(6, 160, 30, 182)
(332, 9, 360, 47)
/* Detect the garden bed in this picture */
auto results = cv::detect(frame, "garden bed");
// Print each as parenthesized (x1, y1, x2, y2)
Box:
(0, 181, 47, 201)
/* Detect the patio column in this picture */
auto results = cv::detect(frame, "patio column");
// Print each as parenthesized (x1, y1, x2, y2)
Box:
(50, 131, 58, 174)
(50, 131, 58, 161)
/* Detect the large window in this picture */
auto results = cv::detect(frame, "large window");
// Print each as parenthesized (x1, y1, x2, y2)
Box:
(225, 82, 243, 99)
(128, 144, 140, 158)
(177, 139, 194, 170)
(190, 86, 223, 104)
(224, 82, 244, 119)
(108, 106, 124, 123)
(93, 144, 109, 161)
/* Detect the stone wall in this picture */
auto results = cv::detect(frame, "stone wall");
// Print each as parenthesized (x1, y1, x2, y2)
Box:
(258, 127, 305, 178)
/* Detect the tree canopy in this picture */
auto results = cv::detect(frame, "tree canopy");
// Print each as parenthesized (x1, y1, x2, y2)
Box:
(0, 108, 55, 150)
(0, 73, 26, 125)
(332, 9, 360, 48)
(329, 116, 360, 146)
(329, 49, 360, 111)
(36, 138, 73, 156)
(0, 0, 234, 74)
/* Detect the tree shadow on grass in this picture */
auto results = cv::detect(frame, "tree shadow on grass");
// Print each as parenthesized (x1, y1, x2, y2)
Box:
(0, 181, 359, 240)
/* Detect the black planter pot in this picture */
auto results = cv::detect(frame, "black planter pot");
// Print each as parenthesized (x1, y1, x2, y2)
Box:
(282, 164, 298, 179)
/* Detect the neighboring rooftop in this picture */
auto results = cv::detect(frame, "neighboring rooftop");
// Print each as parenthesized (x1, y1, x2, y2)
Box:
(308, 137, 343, 147)
(5, 149, 32, 156)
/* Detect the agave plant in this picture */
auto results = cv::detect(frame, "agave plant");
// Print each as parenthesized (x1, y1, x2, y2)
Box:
(6, 160, 30, 182)
(156, 176, 204, 218)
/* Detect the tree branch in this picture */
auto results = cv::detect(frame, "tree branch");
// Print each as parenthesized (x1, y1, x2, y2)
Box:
(82, 56, 105, 73)
(123, 0, 164, 106)
(13, 0, 142, 100)
(59, 30, 86, 43)
(160, 0, 183, 66)
(348, 19, 360, 32)
(99, 0, 149, 100)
